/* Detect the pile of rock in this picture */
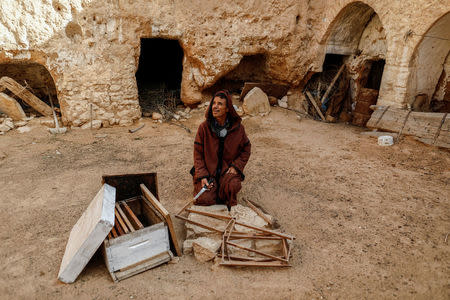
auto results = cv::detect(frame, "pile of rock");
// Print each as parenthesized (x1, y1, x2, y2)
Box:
(182, 204, 284, 263)
(0, 115, 33, 134)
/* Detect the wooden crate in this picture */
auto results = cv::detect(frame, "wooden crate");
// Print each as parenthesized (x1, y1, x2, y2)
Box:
(102, 174, 172, 282)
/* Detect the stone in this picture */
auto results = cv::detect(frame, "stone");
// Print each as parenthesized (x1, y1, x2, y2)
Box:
(4, 119, 14, 129)
(14, 120, 27, 127)
(268, 96, 278, 106)
(242, 87, 270, 116)
(278, 96, 288, 108)
(152, 112, 162, 120)
(17, 126, 31, 133)
(172, 114, 180, 120)
(186, 205, 229, 237)
(0, 92, 26, 120)
(40, 117, 56, 127)
(183, 239, 194, 255)
(0, 124, 10, 133)
(192, 237, 222, 262)
(81, 120, 102, 129)
(184, 107, 191, 113)
(119, 119, 133, 127)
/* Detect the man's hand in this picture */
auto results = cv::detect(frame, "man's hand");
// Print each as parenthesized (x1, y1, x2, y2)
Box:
(201, 178, 213, 189)
(226, 166, 237, 175)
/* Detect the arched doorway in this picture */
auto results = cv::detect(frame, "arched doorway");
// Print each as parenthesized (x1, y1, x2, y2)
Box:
(406, 12, 450, 112)
(305, 2, 387, 126)
(0, 62, 58, 118)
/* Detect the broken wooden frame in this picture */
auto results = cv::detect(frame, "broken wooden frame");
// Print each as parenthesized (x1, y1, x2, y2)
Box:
(175, 207, 294, 267)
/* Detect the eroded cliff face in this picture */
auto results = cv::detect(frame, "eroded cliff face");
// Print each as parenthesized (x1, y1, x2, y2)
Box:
(0, 0, 448, 126)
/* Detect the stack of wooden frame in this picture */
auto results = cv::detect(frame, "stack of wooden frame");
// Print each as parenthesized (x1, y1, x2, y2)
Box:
(176, 203, 294, 267)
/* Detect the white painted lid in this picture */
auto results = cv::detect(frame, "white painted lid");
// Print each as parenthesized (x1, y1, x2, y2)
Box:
(58, 184, 116, 283)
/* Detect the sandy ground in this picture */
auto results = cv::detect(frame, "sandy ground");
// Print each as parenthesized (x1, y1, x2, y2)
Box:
(0, 107, 449, 299)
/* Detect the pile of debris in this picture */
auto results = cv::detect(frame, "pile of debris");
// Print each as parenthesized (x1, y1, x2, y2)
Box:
(176, 200, 294, 267)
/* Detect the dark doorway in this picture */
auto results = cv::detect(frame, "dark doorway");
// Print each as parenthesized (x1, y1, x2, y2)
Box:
(364, 59, 385, 90)
(135, 38, 184, 113)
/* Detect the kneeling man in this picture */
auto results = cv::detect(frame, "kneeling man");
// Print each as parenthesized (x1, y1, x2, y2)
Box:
(192, 90, 251, 209)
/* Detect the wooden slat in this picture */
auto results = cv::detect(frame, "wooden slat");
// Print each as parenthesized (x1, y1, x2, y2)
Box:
(186, 208, 294, 240)
(226, 241, 288, 263)
(228, 235, 283, 240)
(111, 227, 118, 238)
(122, 202, 144, 229)
(217, 254, 277, 262)
(175, 214, 223, 233)
(115, 222, 125, 236)
(115, 208, 129, 234)
(0, 76, 53, 116)
(219, 260, 291, 267)
(243, 198, 273, 227)
(140, 184, 181, 256)
(116, 203, 135, 232)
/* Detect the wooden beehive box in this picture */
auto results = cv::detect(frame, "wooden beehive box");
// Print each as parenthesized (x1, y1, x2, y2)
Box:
(102, 173, 172, 282)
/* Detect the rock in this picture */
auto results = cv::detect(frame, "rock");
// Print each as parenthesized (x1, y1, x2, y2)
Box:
(14, 120, 28, 127)
(152, 112, 162, 120)
(278, 96, 288, 108)
(192, 237, 222, 262)
(0, 92, 26, 120)
(230, 204, 270, 231)
(142, 112, 152, 117)
(0, 124, 11, 133)
(119, 119, 133, 127)
(40, 117, 56, 127)
(268, 96, 278, 106)
(17, 126, 31, 133)
(183, 239, 194, 255)
(4, 119, 14, 129)
(242, 87, 270, 116)
(184, 107, 191, 113)
(172, 114, 180, 120)
(186, 205, 229, 237)
(81, 120, 102, 129)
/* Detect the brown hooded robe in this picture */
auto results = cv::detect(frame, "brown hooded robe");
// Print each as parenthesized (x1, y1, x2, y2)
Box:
(192, 90, 251, 207)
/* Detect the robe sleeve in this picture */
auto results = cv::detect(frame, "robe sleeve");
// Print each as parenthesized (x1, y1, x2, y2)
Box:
(231, 127, 251, 177)
(193, 124, 210, 180)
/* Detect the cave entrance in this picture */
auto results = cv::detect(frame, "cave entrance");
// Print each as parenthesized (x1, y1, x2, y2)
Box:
(136, 38, 184, 115)
(0, 63, 58, 115)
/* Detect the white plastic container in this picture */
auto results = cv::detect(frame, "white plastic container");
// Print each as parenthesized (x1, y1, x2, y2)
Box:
(378, 135, 394, 146)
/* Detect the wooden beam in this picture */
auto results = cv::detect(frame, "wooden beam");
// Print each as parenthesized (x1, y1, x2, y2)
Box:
(121, 202, 144, 229)
(177, 199, 194, 216)
(228, 235, 283, 240)
(216, 254, 275, 262)
(320, 64, 345, 104)
(305, 91, 325, 121)
(115, 203, 135, 232)
(0, 76, 53, 116)
(114, 222, 124, 236)
(111, 227, 118, 238)
(140, 184, 182, 256)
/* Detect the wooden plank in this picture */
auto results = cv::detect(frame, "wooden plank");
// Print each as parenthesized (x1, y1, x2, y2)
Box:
(58, 184, 116, 283)
(0, 92, 26, 120)
(403, 111, 446, 139)
(115, 208, 129, 234)
(305, 91, 326, 121)
(113, 251, 172, 282)
(229, 235, 283, 240)
(320, 64, 346, 104)
(177, 199, 194, 215)
(121, 202, 144, 229)
(219, 260, 291, 267)
(0, 76, 53, 116)
(243, 198, 273, 227)
(226, 241, 288, 263)
(366, 106, 389, 128)
(140, 184, 181, 256)
(216, 254, 275, 262)
(435, 114, 450, 147)
(115, 203, 135, 232)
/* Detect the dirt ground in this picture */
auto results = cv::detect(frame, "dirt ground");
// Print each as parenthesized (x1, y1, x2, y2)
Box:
(0, 107, 449, 299)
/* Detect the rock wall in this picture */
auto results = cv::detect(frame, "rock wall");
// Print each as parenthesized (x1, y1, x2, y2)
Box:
(0, 0, 448, 126)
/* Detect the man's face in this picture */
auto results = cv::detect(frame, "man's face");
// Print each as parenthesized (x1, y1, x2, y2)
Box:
(212, 96, 228, 119)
